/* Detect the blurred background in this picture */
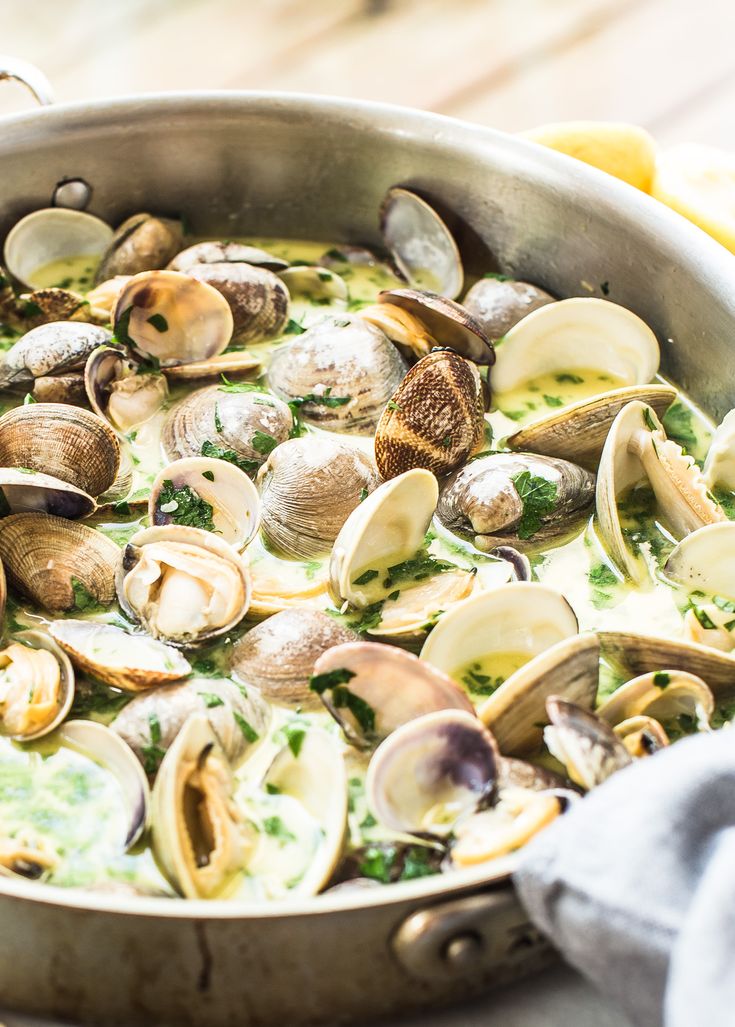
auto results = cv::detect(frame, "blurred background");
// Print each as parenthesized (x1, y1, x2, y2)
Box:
(1, 0, 734, 146)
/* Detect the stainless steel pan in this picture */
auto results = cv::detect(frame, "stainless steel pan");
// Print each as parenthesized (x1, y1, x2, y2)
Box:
(1, 59, 734, 1027)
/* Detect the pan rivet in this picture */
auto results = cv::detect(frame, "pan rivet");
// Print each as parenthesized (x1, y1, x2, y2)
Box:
(442, 931, 483, 969)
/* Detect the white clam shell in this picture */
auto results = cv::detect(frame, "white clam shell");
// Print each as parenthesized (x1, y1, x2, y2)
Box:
(3, 208, 113, 289)
(0, 631, 75, 742)
(704, 408, 735, 490)
(597, 670, 714, 730)
(664, 521, 735, 601)
(379, 187, 463, 299)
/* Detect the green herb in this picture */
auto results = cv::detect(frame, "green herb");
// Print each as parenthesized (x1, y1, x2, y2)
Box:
(146, 313, 168, 333)
(713, 595, 735, 613)
(303, 560, 322, 581)
(543, 394, 564, 408)
(290, 387, 351, 409)
(653, 671, 670, 688)
(200, 693, 225, 709)
(588, 563, 618, 588)
(217, 377, 265, 394)
(461, 667, 504, 695)
(214, 403, 224, 433)
(113, 304, 135, 349)
(642, 407, 658, 432)
(503, 409, 527, 421)
(387, 400, 402, 412)
(233, 712, 259, 743)
(345, 601, 385, 634)
(309, 668, 356, 693)
(22, 300, 43, 318)
(71, 578, 103, 613)
(713, 488, 735, 520)
(283, 723, 306, 758)
(265, 783, 281, 795)
(141, 743, 166, 776)
(690, 604, 717, 630)
(482, 271, 511, 282)
(440, 435, 452, 447)
(400, 846, 440, 881)
(662, 401, 698, 454)
(262, 816, 296, 844)
(251, 430, 278, 456)
(148, 713, 161, 744)
(284, 318, 306, 335)
(359, 487, 369, 502)
(358, 845, 395, 884)
(385, 552, 454, 586)
(200, 440, 259, 476)
(387, 590, 400, 602)
(511, 471, 558, 540)
(555, 373, 584, 385)
(600, 281, 610, 296)
(360, 812, 377, 830)
(353, 569, 379, 585)
(331, 687, 375, 735)
(22, 393, 36, 405)
(201, 470, 215, 482)
(156, 480, 215, 532)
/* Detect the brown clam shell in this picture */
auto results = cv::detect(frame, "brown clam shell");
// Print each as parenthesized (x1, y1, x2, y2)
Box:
(168, 242, 289, 273)
(378, 288, 494, 366)
(32, 373, 87, 405)
(0, 403, 120, 498)
(96, 213, 183, 281)
(0, 512, 118, 613)
(374, 350, 485, 480)
(187, 263, 289, 343)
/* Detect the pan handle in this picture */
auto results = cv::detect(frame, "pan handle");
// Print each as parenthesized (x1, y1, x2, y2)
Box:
(0, 56, 55, 107)
(391, 884, 553, 984)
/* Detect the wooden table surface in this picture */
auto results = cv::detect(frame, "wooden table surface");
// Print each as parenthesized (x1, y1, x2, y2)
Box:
(1, 0, 734, 148)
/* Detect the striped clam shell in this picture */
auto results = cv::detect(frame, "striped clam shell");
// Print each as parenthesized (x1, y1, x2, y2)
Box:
(187, 263, 289, 344)
(375, 350, 485, 480)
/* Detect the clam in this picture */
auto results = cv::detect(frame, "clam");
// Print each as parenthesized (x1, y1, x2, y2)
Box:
(497, 756, 570, 793)
(319, 244, 385, 270)
(149, 457, 261, 550)
(0, 467, 96, 519)
(112, 676, 270, 770)
(329, 468, 438, 608)
(32, 373, 87, 405)
(462, 276, 555, 340)
(597, 670, 714, 731)
(0, 322, 112, 389)
(682, 603, 735, 652)
(0, 631, 74, 741)
(309, 641, 475, 747)
(231, 609, 358, 709)
(374, 350, 485, 480)
(248, 556, 330, 619)
(113, 270, 233, 366)
(0, 827, 58, 881)
(259, 728, 348, 896)
(507, 385, 677, 472)
(3, 208, 113, 289)
(20, 287, 93, 326)
(258, 436, 379, 559)
(358, 301, 436, 361)
(379, 187, 464, 298)
(160, 351, 260, 382)
(85, 276, 131, 322)
(59, 719, 150, 850)
(117, 525, 251, 644)
(0, 513, 118, 613)
(267, 317, 408, 434)
(450, 788, 564, 867)
(168, 242, 289, 274)
(492, 298, 660, 395)
(366, 568, 477, 642)
(278, 265, 348, 321)
(703, 408, 735, 490)
(613, 716, 669, 757)
(162, 383, 293, 475)
(48, 619, 191, 692)
(436, 452, 595, 550)
(664, 522, 735, 600)
(0, 403, 120, 499)
(365, 710, 497, 835)
(377, 289, 494, 366)
(84, 345, 168, 433)
(151, 714, 254, 898)
(598, 630, 735, 697)
(187, 263, 289, 344)
(95, 213, 183, 281)
(544, 697, 632, 791)
(328, 841, 444, 888)
(596, 402, 724, 581)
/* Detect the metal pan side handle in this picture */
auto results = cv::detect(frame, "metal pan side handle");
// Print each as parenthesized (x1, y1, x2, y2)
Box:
(0, 56, 55, 107)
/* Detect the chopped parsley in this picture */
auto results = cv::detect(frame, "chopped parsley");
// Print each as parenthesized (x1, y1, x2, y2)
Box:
(662, 401, 699, 454)
(71, 577, 103, 613)
(284, 318, 306, 335)
(543, 394, 564, 408)
(146, 313, 168, 333)
(283, 723, 306, 758)
(353, 569, 379, 585)
(214, 403, 224, 433)
(199, 692, 225, 709)
(309, 667, 375, 736)
(262, 816, 296, 845)
(555, 373, 584, 385)
(359, 487, 369, 502)
(251, 430, 278, 455)
(384, 552, 454, 586)
(290, 387, 351, 409)
(588, 563, 618, 589)
(461, 666, 505, 696)
(387, 400, 403, 412)
(201, 440, 259, 476)
(511, 471, 558, 540)
(233, 712, 259, 743)
(653, 671, 670, 688)
(156, 480, 215, 532)
(201, 470, 215, 482)
(642, 407, 658, 432)
(309, 668, 356, 693)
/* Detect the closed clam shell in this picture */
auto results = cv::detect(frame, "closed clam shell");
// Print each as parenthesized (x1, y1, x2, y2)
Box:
(187, 262, 289, 343)
(0, 403, 120, 498)
(267, 318, 408, 435)
(462, 277, 555, 340)
(374, 350, 485, 480)
(231, 609, 359, 709)
(0, 322, 112, 388)
(32, 373, 87, 406)
(0, 467, 96, 520)
(162, 383, 293, 473)
(96, 213, 183, 281)
(21, 288, 93, 326)
(0, 512, 118, 613)
(258, 436, 380, 558)
(168, 241, 289, 273)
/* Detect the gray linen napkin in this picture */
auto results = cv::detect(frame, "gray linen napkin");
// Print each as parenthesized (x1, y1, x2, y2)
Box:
(514, 729, 735, 1027)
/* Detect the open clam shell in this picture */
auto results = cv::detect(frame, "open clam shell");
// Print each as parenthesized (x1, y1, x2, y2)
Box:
(544, 697, 632, 791)
(117, 525, 251, 645)
(664, 521, 735, 600)
(596, 401, 724, 582)
(0, 402, 120, 498)
(112, 676, 270, 771)
(598, 631, 735, 697)
(379, 187, 464, 299)
(59, 719, 150, 850)
(114, 270, 233, 366)
(231, 609, 359, 709)
(378, 289, 494, 366)
(0, 322, 112, 390)
(260, 728, 348, 897)
(507, 384, 677, 472)
(278, 265, 348, 318)
(374, 350, 485, 480)
(149, 457, 261, 550)
(462, 276, 555, 341)
(0, 631, 74, 742)
(450, 789, 565, 868)
(703, 408, 735, 490)
(0, 467, 96, 519)
(365, 567, 478, 643)
(358, 301, 436, 361)
(96, 213, 183, 281)
(492, 298, 660, 394)
(160, 351, 260, 382)
(258, 436, 379, 559)
(613, 715, 669, 757)
(597, 670, 714, 731)
(151, 714, 253, 898)
(3, 208, 113, 290)
(85, 345, 168, 433)
(329, 468, 438, 608)
(48, 619, 191, 692)
(0, 512, 118, 613)
(309, 641, 475, 747)
(365, 709, 497, 836)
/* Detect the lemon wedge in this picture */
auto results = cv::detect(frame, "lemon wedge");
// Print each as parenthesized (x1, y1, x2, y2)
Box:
(651, 143, 735, 254)
(522, 121, 657, 192)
